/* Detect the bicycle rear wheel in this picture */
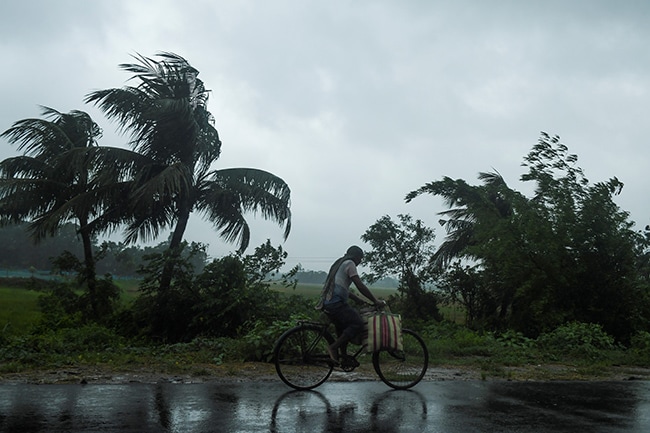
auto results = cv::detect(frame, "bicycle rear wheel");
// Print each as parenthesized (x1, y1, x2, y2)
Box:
(274, 324, 335, 390)
(372, 328, 429, 390)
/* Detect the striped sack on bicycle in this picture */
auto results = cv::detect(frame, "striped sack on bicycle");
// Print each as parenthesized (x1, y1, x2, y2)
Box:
(366, 312, 403, 353)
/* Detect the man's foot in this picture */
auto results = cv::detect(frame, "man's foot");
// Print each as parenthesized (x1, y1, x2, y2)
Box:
(327, 345, 339, 365)
(340, 354, 360, 370)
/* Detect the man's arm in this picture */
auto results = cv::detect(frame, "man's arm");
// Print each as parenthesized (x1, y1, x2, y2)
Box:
(351, 275, 382, 306)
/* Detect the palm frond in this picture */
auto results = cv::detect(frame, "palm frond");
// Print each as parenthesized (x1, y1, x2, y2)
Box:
(1, 118, 71, 157)
(212, 168, 291, 224)
(131, 162, 193, 203)
(0, 155, 50, 178)
(192, 168, 292, 251)
(477, 170, 506, 187)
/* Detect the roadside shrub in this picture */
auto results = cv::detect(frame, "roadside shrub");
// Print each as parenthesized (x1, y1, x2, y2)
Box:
(36, 282, 84, 330)
(491, 329, 538, 365)
(421, 321, 496, 358)
(34, 277, 121, 329)
(58, 324, 125, 352)
(271, 294, 316, 324)
(131, 243, 201, 343)
(239, 314, 310, 362)
(0, 338, 46, 367)
(630, 331, 650, 352)
(83, 276, 122, 321)
(537, 322, 616, 359)
(0, 323, 126, 370)
(192, 255, 269, 339)
(495, 329, 534, 349)
(153, 337, 234, 365)
(25, 324, 124, 354)
(388, 287, 442, 324)
(628, 331, 650, 364)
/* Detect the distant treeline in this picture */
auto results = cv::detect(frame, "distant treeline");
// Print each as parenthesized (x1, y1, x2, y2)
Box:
(290, 269, 399, 288)
(0, 223, 399, 286)
(0, 223, 203, 277)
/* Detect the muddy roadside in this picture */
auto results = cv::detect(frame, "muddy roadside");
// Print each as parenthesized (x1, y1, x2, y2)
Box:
(2, 362, 650, 385)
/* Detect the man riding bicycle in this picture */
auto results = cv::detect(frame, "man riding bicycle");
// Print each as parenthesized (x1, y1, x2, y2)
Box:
(316, 245, 384, 364)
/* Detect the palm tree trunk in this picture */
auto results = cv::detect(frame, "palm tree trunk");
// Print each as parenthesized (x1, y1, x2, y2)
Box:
(78, 223, 98, 318)
(159, 205, 191, 293)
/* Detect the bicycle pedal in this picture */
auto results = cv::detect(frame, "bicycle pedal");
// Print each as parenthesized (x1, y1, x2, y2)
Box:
(340, 355, 360, 370)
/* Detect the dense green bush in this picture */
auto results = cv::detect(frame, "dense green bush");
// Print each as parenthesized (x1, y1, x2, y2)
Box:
(0, 323, 127, 373)
(239, 314, 310, 362)
(36, 283, 84, 327)
(494, 329, 534, 349)
(25, 324, 124, 354)
(625, 331, 650, 366)
(422, 321, 497, 358)
(35, 277, 121, 330)
(630, 331, 650, 352)
(129, 243, 201, 342)
(192, 255, 265, 338)
(151, 337, 235, 365)
(537, 321, 616, 359)
(126, 242, 314, 343)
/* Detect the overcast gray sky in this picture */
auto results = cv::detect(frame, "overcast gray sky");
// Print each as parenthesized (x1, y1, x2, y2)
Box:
(1, 0, 649, 272)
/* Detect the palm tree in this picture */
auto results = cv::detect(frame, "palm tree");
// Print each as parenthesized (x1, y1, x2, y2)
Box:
(406, 171, 516, 268)
(0, 107, 106, 316)
(85, 52, 292, 292)
(406, 171, 525, 323)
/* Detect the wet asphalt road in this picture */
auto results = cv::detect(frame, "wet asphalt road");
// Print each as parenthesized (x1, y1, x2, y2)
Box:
(1, 380, 649, 432)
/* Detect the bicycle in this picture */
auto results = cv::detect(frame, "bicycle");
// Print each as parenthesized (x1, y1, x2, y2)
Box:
(273, 303, 429, 390)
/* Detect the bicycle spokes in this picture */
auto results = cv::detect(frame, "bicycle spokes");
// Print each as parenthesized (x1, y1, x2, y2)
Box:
(372, 329, 429, 390)
(274, 324, 334, 390)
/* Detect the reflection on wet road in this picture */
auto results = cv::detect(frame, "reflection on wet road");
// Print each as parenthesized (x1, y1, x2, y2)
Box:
(1, 380, 649, 432)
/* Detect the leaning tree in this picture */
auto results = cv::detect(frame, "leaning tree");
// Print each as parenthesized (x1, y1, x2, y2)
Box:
(0, 107, 109, 316)
(85, 52, 292, 293)
(407, 133, 649, 340)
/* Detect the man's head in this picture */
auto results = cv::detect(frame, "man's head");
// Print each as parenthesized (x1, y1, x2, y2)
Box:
(346, 245, 364, 264)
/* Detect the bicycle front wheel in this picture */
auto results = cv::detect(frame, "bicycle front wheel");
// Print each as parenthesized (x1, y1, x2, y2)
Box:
(372, 329, 429, 390)
(274, 324, 335, 390)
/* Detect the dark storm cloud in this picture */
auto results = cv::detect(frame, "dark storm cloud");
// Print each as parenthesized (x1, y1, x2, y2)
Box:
(1, 0, 649, 270)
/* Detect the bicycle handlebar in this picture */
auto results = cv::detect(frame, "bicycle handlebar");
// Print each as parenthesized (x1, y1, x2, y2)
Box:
(358, 300, 389, 314)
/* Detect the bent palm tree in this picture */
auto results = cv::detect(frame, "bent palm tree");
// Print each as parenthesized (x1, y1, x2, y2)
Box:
(406, 172, 516, 268)
(85, 52, 291, 292)
(0, 107, 106, 316)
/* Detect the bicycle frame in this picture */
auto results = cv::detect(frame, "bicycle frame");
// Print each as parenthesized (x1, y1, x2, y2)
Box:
(295, 319, 367, 369)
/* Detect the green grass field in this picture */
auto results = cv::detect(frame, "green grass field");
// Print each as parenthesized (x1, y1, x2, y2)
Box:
(269, 282, 464, 322)
(1, 278, 142, 335)
(270, 282, 398, 300)
(0, 280, 400, 337)
(0, 287, 42, 336)
(113, 278, 143, 304)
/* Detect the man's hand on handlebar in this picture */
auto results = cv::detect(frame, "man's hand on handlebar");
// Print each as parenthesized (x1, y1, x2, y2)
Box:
(350, 292, 386, 309)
